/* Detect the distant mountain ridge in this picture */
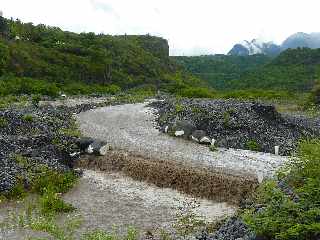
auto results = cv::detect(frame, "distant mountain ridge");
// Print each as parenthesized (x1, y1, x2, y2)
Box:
(228, 39, 280, 56)
(281, 32, 320, 50)
(229, 32, 320, 56)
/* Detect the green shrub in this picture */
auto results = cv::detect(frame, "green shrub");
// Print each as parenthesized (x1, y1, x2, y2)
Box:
(175, 103, 184, 113)
(245, 140, 260, 151)
(223, 111, 231, 128)
(31, 168, 77, 195)
(243, 139, 320, 240)
(178, 87, 215, 98)
(40, 189, 75, 215)
(22, 114, 34, 122)
(0, 117, 8, 127)
(209, 145, 217, 152)
(0, 41, 9, 75)
(32, 95, 41, 107)
(2, 182, 26, 200)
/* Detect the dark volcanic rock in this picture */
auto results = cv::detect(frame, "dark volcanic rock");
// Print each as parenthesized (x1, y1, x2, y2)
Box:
(151, 98, 320, 155)
(0, 105, 81, 193)
(210, 217, 255, 240)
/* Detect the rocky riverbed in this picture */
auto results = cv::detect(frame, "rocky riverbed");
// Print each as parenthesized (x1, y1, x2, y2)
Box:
(1, 96, 313, 240)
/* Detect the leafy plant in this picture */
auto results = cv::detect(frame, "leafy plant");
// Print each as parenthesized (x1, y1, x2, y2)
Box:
(32, 95, 41, 107)
(22, 114, 34, 122)
(245, 140, 260, 151)
(243, 139, 320, 240)
(0, 116, 8, 127)
(223, 111, 231, 128)
(40, 189, 75, 215)
(209, 145, 217, 152)
(31, 168, 78, 195)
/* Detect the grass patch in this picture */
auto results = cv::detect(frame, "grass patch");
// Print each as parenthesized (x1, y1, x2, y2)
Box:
(22, 114, 34, 122)
(245, 140, 260, 151)
(223, 111, 231, 128)
(174, 103, 184, 113)
(40, 190, 75, 215)
(0, 164, 78, 211)
(31, 167, 78, 195)
(242, 139, 320, 240)
(59, 128, 82, 138)
(209, 145, 217, 152)
(0, 95, 29, 109)
(2, 182, 27, 201)
(0, 117, 8, 127)
(82, 228, 138, 240)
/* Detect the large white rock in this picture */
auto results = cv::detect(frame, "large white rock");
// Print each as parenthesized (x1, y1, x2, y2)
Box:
(200, 136, 212, 144)
(174, 130, 185, 137)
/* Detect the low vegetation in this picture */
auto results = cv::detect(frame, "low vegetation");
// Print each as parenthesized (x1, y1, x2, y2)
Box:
(245, 140, 261, 152)
(1, 157, 78, 213)
(243, 139, 320, 240)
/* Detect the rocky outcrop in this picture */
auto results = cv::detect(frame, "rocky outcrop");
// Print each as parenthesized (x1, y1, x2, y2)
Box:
(124, 35, 170, 59)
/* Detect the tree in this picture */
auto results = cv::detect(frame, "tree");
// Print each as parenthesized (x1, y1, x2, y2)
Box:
(0, 41, 9, 75)
(311, 81, 320, 105)
(0, 16, 8, 37)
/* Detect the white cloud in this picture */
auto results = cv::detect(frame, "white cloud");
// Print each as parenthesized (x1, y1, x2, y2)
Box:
(1, 0, 320, 55)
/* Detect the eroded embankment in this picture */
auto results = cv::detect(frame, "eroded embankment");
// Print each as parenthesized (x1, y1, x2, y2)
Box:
(77, 152, 257, 204)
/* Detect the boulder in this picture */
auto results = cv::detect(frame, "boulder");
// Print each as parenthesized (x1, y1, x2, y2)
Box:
(199, 136, 212, 145)
(174, 130, 185, 137)
(91, 140, 109, 156)
(191, 130, 207, 142)
(77, 137, 94, 151)
(171, 120, 196, 138)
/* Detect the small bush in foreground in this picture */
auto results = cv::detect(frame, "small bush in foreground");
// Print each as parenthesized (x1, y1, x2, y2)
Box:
(31, 168, 78, 195)
(2, 182, 26, 200)
(40, 189, 75, 215)
(242, 139, 320, 240)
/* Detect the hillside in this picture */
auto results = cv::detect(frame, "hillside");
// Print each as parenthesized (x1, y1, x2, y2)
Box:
(230, 48, 320, 91)
(174, 48, 320, 92)
(172, 54, 271, 90)
(0, 17, 200, 96)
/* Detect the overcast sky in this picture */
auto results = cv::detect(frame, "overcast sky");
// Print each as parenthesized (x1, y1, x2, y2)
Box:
(1, 0, 319, 55)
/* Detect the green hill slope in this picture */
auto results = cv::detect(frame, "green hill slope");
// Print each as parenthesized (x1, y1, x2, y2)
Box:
(172, 55, 271, 90)
(0, 17, 200, 96)
(231, 48, 320, 91)
(174, 49, 320, 92)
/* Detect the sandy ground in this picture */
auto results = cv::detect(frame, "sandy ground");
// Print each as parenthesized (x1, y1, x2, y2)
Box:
(77, 101, 288, 180)
(40, 96, 112, 107)
(63, 170, 237, 235)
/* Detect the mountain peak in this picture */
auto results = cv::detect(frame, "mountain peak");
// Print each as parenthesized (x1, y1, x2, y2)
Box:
(228, 39, 280, 56)
(229, 32, 320, 56)
(281, 32, 320, 50)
